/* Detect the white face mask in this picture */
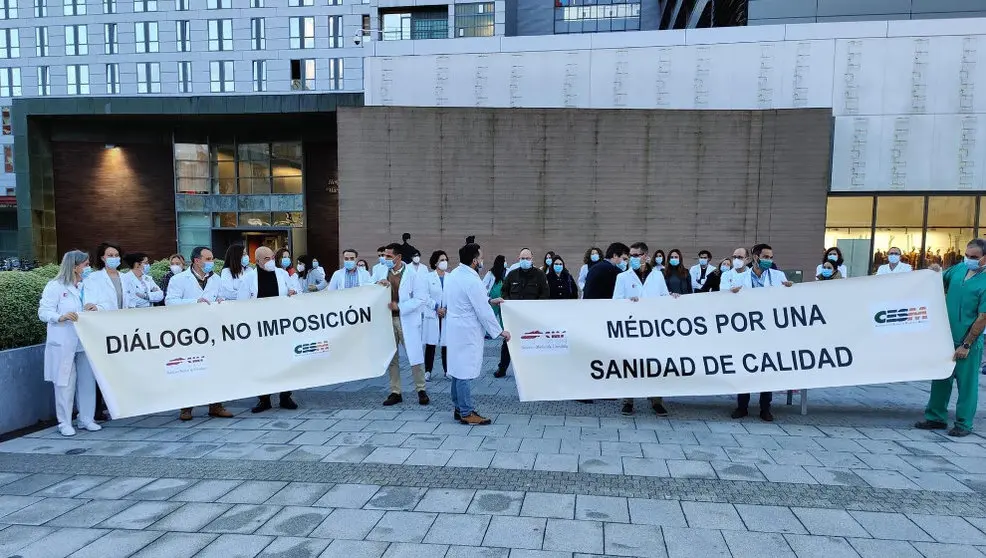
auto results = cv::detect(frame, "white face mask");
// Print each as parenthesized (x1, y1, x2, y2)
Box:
(732, 258, 745, 270)
(297, 263, 306, 272)
(263, 260, 276, 272)
(413, 256, 421, 264)
(170, 264, 182, 275)
(437, 260, 448, 271)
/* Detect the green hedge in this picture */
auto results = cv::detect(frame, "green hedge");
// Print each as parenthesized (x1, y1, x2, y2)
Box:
(0, 259, 224, 351)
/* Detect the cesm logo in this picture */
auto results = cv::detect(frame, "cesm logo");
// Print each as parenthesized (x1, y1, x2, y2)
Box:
(294, 340, 330, 358)
(519, 330, 569, 354)
(164, 355, 207, 376)
(873, 304, 929, 329)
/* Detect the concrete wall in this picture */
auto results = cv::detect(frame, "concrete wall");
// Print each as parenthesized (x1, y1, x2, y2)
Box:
(0, 345, 54, 436)
(749, 0, 986, 25)
(337, 107, 832, 274)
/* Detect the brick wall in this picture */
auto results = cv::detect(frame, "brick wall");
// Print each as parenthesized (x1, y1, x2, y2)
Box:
(52, 142, 177, 260)
(337, 107, 831, 275)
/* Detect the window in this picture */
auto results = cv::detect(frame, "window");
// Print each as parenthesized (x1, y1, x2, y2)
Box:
(137, 62, 160, 93)
(289, 17, 314, 49)
(328, 0, 340, 6)
(63, 0, 84, 16)
(36, 65, 49, 96)
(207, 0, 228, 7)
(289, 59, 314, 91)
(66, 64, 88, 95)
(64, 24, 87, 56)
(252, 59, 266, 92)
(178, 61, 191, 93)
(455, 3, 494, 37)
(0, 68, 20, 97)
(208, 19, 232, 51)
(250, 18, 265, 50)
(1, 0, 16, 19)
(35, 27, 47, 56)
(288, 0, 312, 5)
(34, 0, 44, 18)
(382, 8, 448, 41)
(0, 29, 18, 59)
(106, 62, 119, 93)
(210, 60, 233, 92)
(104, 23, 117, 55)
(103, 0, 115, 13)
(133, 0, 156, 11)
(176, 20, 190, 52)
(250, 0, 262, 6)
(328, 15, 343, 48)
(328, 58, 343, 91)
(175, 0, 187, 9)
(554, 0, 641, 34)
(135, 21, 159, 53)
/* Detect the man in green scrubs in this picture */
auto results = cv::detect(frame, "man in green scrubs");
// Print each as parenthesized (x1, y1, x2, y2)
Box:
(916, 238, 986, 437)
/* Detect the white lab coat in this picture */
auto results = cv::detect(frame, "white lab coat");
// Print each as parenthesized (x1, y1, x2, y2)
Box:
(482, 271, 497, 293)
(689, 264, 714, 292)
(371, 262, 388, 282)
(725, 267, 788, 290)
(577, 264, 590, 292)
(423, 270, 447, 346)
(394, 264, 430, 365)
(38, 279, 98, 427)
(82, 269, 125, 311)
(299, 267, 328, 292)
(121, 271, 163, 308)
(247, 267, 292, 298)
(408, 262, 430, 278)
(815, 263, 849, 278)
(613, 269, 671, 299)
(165, 269, 222, 305)
(220, 267, 254, 301)
(876, 262, 913, 275)
(328, 267, 371, 290)
(445, 264, 502, 380)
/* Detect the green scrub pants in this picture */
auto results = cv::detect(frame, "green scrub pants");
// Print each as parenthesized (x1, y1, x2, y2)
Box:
(925, 342, 982, 432)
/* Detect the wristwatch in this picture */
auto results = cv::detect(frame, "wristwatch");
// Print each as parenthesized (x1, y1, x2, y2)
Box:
(962, 342, 972, 349)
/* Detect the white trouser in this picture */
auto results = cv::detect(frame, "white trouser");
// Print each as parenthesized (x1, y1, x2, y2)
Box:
(54, 352, 97, 428)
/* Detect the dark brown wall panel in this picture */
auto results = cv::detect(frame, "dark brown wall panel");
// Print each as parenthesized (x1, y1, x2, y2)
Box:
(304, 139, 340, 265)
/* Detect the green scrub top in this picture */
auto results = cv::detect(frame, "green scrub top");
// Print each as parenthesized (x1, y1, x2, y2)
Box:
(943, 264, 986, 345)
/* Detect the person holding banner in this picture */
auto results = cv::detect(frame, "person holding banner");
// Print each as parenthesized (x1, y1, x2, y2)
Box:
(39, 250, 102, 436)
(328, 249, 371, 290)
(916, 238, 986, 437)
(84, 241, 127, 422)
(379, 243, 431, 407)
(121, 252, 163, 309)
(166, 246, 235, 421)
(250, 246, 300, 413)
(496, 248, 550, 378)
(220, 244, 254, 301)
(446, 242, 510, 425)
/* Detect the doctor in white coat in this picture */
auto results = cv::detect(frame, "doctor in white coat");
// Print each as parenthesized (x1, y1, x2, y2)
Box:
(445, 242, 510, 425)
(81, 241, 126, 422)
(423, 250, 450, 381)
(875, 246, 913, 275)
(38, 250, 101, 436)
(689, 250, 714, 292)
(296, 255, 327, 293)
(121, 252, 164, 309)
(219, 244, 254, 301)
(379, 242, 432, 406)
(328, 249, 371, 290)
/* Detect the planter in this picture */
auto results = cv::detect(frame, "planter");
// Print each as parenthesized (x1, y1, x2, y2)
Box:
(0, 344, 54, 436)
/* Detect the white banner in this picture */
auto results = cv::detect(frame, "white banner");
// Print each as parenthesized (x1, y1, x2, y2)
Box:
(501, 270, 955, 401)
(74, 286, 395, 418)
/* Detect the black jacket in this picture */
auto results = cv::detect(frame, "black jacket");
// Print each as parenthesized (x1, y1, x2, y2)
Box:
(665, 271, 694, 295)
(699, 270, 723, 293)
(502, 267, 550, 300)
(584, 260, 621, 299)
(547, 270, 578, 299)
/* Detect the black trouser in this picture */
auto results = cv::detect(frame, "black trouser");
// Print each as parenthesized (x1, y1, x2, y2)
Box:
(258, 392, 293, 404)
(424, 344, 447, 374)
(737, 392, 772, 411)
(498, 338, 511, 372)
(95, 386, 107, 419)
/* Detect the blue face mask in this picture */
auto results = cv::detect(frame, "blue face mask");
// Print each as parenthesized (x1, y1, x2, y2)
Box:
(241, 255, 250, 267)
(590, 254, 600, 263)
(105, 256, 121, 270)
(384, 259, 395, 269)
(618, 260, 628, 271)
(553, 264, 563, 274)
(965, 257, 982, 270)
(821, 268, 833, 278)
(669, 258, 680, 267)
(720, 264, 731, 273)
(759, 259, 773, 269)
(281, 257, 292, 269)
(344, 260, 356, 271)
(888, 254, 901, 264)
(203, 261, 215, 274)
(142, 263, 151, 275)
(699, 258, 709, 266)
(519, 259, 532, 270)
(827, 254, 838, 262)
(81, 266, 92, 279)
(312, 260, 319, 269)
(545, 258, 553, 266)
(655, 256, 664, 265)
(629, 257, 642, 271)
(378, 256, 386, 265)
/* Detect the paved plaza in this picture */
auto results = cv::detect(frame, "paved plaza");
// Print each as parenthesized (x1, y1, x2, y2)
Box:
(0, 342, 985, 557)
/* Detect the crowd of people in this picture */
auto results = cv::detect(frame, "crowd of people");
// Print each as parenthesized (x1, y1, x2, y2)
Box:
(38, 233, 984, 438)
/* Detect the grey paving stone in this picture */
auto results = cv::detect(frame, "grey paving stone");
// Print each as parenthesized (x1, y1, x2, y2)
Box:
(3, 497, 87, 525)
(310, 508, 384, 540)
(783, 534, 861, 558)
(491, 451, 538, 470)
(666, 460, 716, 479)
(468, 490, 524, 516)
(0, 474, 70, 496)
(622, 457, 671, 477)
(129, 532, 218, 558)
(148, 502, 232, 532)
(803, 467, 867, 487)
(603, 522, 666, 557)
(423, 513, 491, 546)
(734, 504, 807, 534)
(127, 478, 197, 500)
(381, 542, 450, 558)
(558, 440, 601, 456)
(903, 471, 975, 492)
(628, 499, 686, 527)
(256, 506, 334, 537)
(711, 460, 767, 482)
(414, 488, 476, 514)
(365, 486, 427, 511)
(480, 437, 524, 453)
(444, 546, 510, 558)
(401, 435, 445, 450)
(0, 525, 55, 555)
(521, 492, 575, 520)
(219, 481, 290, 504)
(97, 500, 183, 530)
(440, 435, 484, 451)
(45, 500, 136, 528)
(76, 477, 156, 499)
(202, 504, 282, 535)
(847, 511, 932, 542)
(722, 531, 796, 558)
(256, 536, 331, 558)
(265, 482, 334, 506)
(578, 455, 624, 475)
(663, 527, 731, 558)
(724, 447, 774, 465)
(519, 438, 561, 454)
(68, 529, 163, 558)
(681, 501, 745, 530)
(0, 495, 43, 519)
(35, 476, 113, 498)
(792, 508, 869, 538)
(325, 445, 379, 463)
(508, 550, 572, 558)
(543, 519, 603, 554)
(640, 443, 686, 460)
(447, 449, 496, 468)
(910, 541, 986, 558)
(756, 464, 818, 484)
(363, 447, 414, 465)
(10, 526, 108, 558)
(533, 453, 579, 472)
(483, 515, 546, 550)
(170, 480, 243, 502)
(848, 538, 922, 558)
(907, 514, 986, 545)
(403, 449, 453, 466)
(853, 469, 921, 490)
(366, 511, 437, 543)
(575, 495, 629, 523)
(312, 484, 380, 508)
(196, 533, 275, 558)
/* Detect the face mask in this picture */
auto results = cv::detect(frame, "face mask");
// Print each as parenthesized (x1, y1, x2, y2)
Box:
(655, 256, 664, 265)
(590, 254, 600, 263)
(378, 256, 386, 265)
(241, 255, 251, 267)
(965, 257, 982, 271)
(281, 257, 291, 269)
(477, 260, 484, 271)
(553, 264, 563, 274)
(358, 265, 366, 271)
(412, 256, 421, 264)
(344, 260, 356, 271)
(888, 254, 901, 264)
(821, 268, 833, 278)
(732, 258, 745, 270)
(669, 258, 680, 267)
(81, 266, 92, 279)
(142, 263, 151, 275)
(438, 260, 448, 271)
(519, 259, 532, 270)
(105, 257, 121, 270)
(759, 259, 773, 269)
(699, 258, 709, 266)
(263, 260, 276, 272)
(297, 263, 306, 272)
(312, 260, 319, 269)
(827, 254, 838, 262)
(720, 264, 731, 273)
(384, 259, 395, 269)
(618, 260, 628, 271)
(203, 261, 215, 274)
(629, 257, 642, 271)
(545, 258, 553, 266)
(170, 264, 182, 275)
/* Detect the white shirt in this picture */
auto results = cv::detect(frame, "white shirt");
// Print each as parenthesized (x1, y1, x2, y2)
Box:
(724, 267, 788, 290)
(689, 263, 713, 291)
(816, 263, 849, 278)
(220, 267, 254, 301)
(165, 268, 222, 305)
(876, 262, 913, 275)
(121, 271, 163, 308)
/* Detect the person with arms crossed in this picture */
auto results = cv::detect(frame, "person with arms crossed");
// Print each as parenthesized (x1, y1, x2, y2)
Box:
(689, 249, 713, 292)
(121, 252, 163, 308)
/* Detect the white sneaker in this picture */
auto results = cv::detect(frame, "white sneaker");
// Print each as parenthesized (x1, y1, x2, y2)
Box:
(78, 421, 102, 432)
(58, 424, 76, 437)
(425, 372, 431, 382)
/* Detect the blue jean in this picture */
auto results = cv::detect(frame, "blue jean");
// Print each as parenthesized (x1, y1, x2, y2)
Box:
(450, 377, 474, 416)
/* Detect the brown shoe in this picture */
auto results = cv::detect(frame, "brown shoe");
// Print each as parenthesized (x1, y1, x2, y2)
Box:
(459, 412, 492, 426)
(208, 403, 234, 418)
(179, 408, 193, 421)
